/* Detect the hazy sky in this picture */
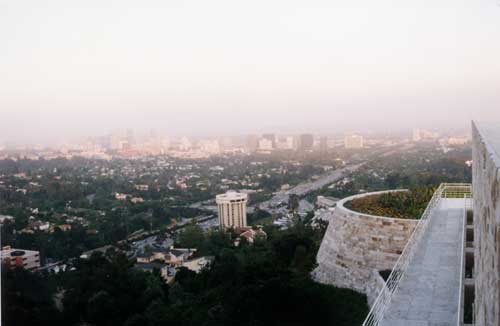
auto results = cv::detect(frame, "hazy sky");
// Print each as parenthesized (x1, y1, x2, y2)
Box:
(1, 0, 500, 145)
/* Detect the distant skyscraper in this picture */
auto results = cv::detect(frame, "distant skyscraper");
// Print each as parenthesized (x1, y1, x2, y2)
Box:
(94, 135, 111, 149)
(276, 136, 295, 150)
(216, 191, 248, 229)
(126, 129, 136, 146)
(299, 134, 314, 151)
(161, 137, 171, 150)
(286, 136, 296, 150)
(262, 134, 276, 148)
(199, 140, 220, 154)
(413, 128, 439, 142)
(412, 128, 422, 142)
(258, 138, 274, 151)
(344, 135, 364, 149)
(319, 136, 328, 153)
(218, 137, 233, 149)
(179, 137, 191, 151)
(110, 133, 122, 150)
(245, 135, 259, 152)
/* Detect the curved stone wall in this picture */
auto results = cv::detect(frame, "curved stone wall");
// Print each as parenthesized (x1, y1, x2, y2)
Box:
(313, 190, 418, 305)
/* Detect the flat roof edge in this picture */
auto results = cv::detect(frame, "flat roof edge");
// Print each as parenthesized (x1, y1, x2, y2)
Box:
(472, 120, 500, 168)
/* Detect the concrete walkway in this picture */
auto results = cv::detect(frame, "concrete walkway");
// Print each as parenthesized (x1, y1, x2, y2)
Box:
(381, 199, 465, 326)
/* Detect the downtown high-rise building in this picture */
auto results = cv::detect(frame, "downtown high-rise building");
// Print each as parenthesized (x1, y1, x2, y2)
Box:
(258, 138, 274, 151)
(344, 135, 364, 149)
(126, 129, 136, 146)
(245, 135, 259, 152)
(319, 136, 328, 153)
(262, 134, 276, 149)
(299, 134, 314, 151)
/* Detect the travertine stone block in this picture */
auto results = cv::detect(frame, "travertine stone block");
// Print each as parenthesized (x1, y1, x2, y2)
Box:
(472, 122, 500, 326)
(312, 190, 417, 306)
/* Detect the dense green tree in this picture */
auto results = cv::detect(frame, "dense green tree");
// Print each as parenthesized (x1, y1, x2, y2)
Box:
(87, 290, 118, 326)
(1, 267, 63, 326)
(247, 209, 272, 225)
(60, 252, 168, 325)
(3, 223, 368, 326)
(177, 225, 205, 248)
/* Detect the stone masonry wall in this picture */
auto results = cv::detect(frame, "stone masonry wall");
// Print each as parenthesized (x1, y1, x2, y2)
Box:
(472, 122, 500, 326)
(313, 190, 418, 306)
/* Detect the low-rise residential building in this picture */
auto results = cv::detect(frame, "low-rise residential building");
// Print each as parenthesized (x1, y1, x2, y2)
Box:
(0, 214, 14, 224)
(136, 254, 208, 283)
(131, 197, 144, 204)
(115, 193, 129, 200)
(181, 256, 213, 273)
(24, 220, 50, 232)
(136, 247, 196, 266)
(134, 184, 149, 191)
(136, 252, 154, 264)
(1, 246, 41, 270)
(234, 227, 267, 246)
(50, 224, 72, 232)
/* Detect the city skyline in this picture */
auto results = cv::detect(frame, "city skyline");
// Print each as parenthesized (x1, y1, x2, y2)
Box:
(0, 107, 477, 147)
(0, 125, 469, 149)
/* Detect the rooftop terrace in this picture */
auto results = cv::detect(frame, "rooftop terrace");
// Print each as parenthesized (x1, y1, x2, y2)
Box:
(381, 198, 466, 326)
(363, 184, 472, 326)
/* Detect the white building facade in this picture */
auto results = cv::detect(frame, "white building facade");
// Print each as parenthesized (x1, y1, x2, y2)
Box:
(216, 191, 248, 229)
(1, 246, 41, 270)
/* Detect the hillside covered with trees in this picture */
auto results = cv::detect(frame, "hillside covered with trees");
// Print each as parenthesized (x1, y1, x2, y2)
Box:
(2, 222, 368, 326)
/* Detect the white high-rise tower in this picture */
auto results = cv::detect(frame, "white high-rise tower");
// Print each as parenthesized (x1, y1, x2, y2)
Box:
(216, 191, 248, 229)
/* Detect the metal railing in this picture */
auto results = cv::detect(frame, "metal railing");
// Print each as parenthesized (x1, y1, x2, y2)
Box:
(362, 183, 472, 326)
(458, 192, 474, 326)
(442, 183, 473, 199)
(457, 195, 468, 326)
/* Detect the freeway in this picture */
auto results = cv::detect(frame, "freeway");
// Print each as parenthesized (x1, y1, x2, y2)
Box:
(188, 163, 365, 214)
(258, 163, 364, 212)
